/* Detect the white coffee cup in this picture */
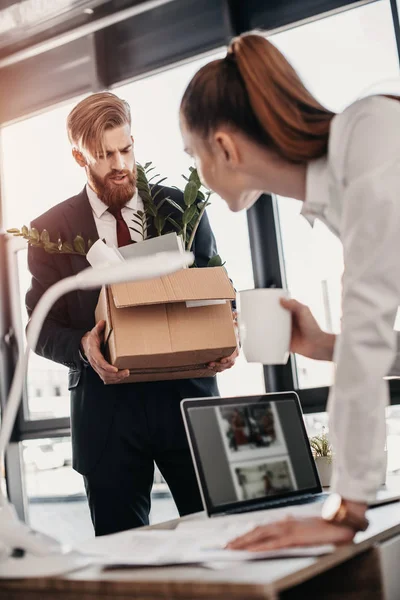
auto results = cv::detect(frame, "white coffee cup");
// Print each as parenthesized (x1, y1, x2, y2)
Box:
(238, 288, 291, 365)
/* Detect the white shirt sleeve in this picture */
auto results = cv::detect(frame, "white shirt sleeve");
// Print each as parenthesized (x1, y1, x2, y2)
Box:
(328, 98, 400, 503)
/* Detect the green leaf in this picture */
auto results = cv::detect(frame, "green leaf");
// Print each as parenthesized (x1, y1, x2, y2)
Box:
(30, 228, 40, 242)
(152, 187, 167, 204)
(73, 234, 85, 254)
(151, 177, 168, 189)
(138, 190, 153, 204)
(189, 168, 201, 188)
(196, 190, 205, 201)
(40, 229, 50, 243)
(207, 254, 224, 267)
(6, 228, 20, 234)
(88, 239, 94, 250)
(182, 204, 198, 226)
(22, 225, 29, 236)
(143, 202, 157, 217)
(147, 172, 161, 183)
(129, 227, 143, 236)
(181, 175, 189, 182)
(61, 241, 74, 253)
(144, 161, 152, 170)
(167, 216, 183, 233)
(154, 214, 166, 235)
(164, 198, 185, 214)
(43, 242, 58, 253)
(136, 210, 144, 217)
(184, 181, 199, 207)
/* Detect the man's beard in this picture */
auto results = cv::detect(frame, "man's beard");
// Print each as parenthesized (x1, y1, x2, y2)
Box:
(88, 166, 137, 210)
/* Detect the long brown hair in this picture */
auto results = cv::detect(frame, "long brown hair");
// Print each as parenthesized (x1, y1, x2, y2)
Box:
(181, 33, 336, 163)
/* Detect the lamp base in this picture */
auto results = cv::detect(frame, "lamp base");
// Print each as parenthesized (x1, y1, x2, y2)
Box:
(0, 502, 93, 578)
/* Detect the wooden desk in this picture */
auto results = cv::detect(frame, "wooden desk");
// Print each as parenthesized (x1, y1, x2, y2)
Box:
(1, 501, 400, 599)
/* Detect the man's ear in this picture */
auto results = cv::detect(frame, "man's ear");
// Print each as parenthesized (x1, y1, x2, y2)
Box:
(72, 148, 87, 167)
(214, 132, 240, 166)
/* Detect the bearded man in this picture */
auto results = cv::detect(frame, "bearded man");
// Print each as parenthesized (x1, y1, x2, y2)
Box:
(26, 92, 237, 536)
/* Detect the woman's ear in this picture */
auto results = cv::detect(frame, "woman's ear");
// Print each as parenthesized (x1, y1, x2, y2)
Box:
(72, 148, 87, 167)
(214, 131, 240, 166)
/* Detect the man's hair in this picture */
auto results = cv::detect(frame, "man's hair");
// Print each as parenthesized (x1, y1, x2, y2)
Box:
(67, 92, 131, 163)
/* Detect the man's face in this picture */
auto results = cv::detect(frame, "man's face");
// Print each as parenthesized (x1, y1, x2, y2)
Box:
(86, 124, 137, 210)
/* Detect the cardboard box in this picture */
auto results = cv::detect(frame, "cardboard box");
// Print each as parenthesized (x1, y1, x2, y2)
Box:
(95, 267, 237, 383)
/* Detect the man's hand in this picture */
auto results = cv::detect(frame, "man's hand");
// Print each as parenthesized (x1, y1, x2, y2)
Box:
(280, 298, 336, 361)
(81, 320, 130, 384)
(208, 347, 239, 373)
(208, 310, 239, 373)
(226, 516, 355, 552)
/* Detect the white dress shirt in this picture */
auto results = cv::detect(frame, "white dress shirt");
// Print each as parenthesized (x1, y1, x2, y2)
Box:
(303, 96, 400, 503)
(86, 184, 146, 246)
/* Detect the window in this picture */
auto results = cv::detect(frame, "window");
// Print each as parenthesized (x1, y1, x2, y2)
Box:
(2, 98, 87, 420)
(269, 0, 399, 388)
(23, 436, 178, 544)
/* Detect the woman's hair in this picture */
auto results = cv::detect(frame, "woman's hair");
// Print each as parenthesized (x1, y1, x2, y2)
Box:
(181, 33, 336, 163)
(67, 92, 131, 163)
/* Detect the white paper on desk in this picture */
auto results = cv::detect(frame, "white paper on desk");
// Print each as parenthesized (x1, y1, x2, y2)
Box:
(80, 529, 220, 566)
(78, 524, 333, 568)
(175, 503, 334, 558)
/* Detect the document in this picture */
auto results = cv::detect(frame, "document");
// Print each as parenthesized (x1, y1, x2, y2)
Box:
(118, 231, 185, 261)
(78, 510, 334, 568)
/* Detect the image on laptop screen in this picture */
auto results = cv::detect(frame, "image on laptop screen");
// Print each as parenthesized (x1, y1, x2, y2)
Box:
(182, 393, 321, 515)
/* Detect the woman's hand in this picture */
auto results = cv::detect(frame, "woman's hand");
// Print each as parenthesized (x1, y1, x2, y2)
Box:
(280, 298, 336, 361)
(226, 516, 355, 551)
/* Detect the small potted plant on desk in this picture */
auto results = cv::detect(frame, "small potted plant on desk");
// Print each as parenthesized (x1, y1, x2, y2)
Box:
(309, 428, 333, 488)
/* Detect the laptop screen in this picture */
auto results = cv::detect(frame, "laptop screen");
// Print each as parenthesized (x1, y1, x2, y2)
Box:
(182, 393, 321, 516)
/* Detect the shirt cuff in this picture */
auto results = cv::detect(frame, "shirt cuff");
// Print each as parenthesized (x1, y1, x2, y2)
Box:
(330, 467, 383, 504)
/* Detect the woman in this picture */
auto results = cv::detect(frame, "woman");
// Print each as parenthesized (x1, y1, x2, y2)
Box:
(180, 32, 400, 550)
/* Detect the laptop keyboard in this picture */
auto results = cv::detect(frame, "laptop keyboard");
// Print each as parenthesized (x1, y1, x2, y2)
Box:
(225, 493, 329, 516)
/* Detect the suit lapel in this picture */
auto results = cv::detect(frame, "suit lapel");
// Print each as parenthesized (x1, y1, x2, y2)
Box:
(62, 187, 99, 274)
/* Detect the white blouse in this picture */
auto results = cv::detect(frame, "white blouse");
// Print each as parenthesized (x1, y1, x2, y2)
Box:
(303, 96, 400, 503)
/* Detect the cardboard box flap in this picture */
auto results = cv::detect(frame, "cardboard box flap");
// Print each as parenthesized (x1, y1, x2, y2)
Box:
(111, 266, 235, 308)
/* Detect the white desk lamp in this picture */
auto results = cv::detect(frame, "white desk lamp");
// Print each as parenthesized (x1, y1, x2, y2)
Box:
(0, 250, 194, 577)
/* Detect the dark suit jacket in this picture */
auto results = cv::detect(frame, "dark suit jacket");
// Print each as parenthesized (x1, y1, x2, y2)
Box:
(26, 185, 220, 475)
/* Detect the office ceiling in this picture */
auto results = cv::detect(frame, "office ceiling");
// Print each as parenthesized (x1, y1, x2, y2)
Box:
(0, 0, 132, 58)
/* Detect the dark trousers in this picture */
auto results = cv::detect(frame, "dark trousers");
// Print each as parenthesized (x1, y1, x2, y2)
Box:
(82, 380, 209, 536)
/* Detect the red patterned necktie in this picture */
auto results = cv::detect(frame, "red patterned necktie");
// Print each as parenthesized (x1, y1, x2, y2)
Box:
(108, 206, 132, 248)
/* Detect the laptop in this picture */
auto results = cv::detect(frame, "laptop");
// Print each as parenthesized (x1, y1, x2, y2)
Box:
(181, 392, 400, 518)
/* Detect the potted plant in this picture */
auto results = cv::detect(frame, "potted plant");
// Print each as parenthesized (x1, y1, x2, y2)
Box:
(309, 428, 333, 487)
(7, 165, 224, 268)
